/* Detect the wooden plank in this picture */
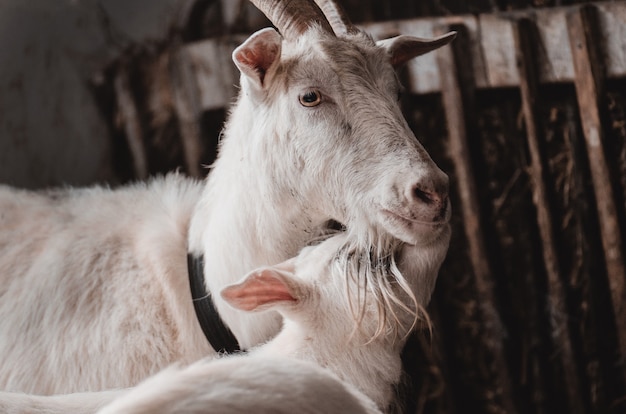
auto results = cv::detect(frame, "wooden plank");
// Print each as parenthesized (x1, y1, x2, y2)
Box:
(170, 45, 205, 178)
(595, 2, 626, 80)
(184, 2, 626, 107)
(534, 8, 576, 84)
(435, 26, 491, 290)
(567, 5, 626, 360)
(363, 2, 626, 93)
(513, 17, 584, 414)
(435, 23, 517, 414)
(184, 38, 242, 111)
(114, 68, 148, 179)
(480, 13, 520, 88)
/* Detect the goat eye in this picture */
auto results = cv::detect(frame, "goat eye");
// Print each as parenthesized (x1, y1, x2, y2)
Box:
(299, 90, 322, 107)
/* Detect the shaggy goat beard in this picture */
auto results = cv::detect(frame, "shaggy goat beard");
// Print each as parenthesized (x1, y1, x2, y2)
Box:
(312, 222, 432, 344)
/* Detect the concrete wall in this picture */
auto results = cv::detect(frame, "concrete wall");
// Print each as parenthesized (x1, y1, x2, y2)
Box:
(0, 0, 193, 188)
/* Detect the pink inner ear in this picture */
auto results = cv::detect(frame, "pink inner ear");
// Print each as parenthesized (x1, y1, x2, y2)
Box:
(221, 269, 297, 312)
(389, 40, 423, 68)
(235, 42, 280, 86)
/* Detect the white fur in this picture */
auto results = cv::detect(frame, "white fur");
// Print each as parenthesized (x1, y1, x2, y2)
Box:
(99, 233, 419, 413)
(0, 8, 451, 397)
(0, 389, 126, 414)
(97, 358, 381, 414)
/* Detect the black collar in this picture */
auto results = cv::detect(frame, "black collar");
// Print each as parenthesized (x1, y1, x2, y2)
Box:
(187, 254, 241, 354)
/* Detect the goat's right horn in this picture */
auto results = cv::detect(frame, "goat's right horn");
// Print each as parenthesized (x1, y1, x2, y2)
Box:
(313, 0, 359, 36)
(250, 0, 334, 39)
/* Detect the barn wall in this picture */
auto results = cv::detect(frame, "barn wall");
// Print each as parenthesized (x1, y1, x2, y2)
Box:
(0, 0, 195, 188)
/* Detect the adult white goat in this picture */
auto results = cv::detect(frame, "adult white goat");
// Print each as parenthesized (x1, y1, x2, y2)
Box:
(0, 0, 453, 396)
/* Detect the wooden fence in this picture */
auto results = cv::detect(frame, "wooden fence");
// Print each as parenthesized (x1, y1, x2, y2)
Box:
(100, 2, 626, 413)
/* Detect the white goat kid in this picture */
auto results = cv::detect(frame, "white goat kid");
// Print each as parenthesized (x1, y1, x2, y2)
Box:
(99, 358, 382, 414)
(99, 232, 420, 413)
(0, 389, 125, 414)
(0, 0, 453, 396)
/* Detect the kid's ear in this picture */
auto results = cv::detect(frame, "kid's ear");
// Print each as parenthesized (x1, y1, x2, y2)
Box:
(221, 261, 301, 312)
(377, 31, 456, 69)
(232, 27, 282, 91)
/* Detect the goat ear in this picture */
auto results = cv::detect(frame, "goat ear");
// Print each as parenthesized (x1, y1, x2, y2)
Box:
(221, 262, 301, 312)
(378, 31, 456, 69)
(232, 27, 282, 90)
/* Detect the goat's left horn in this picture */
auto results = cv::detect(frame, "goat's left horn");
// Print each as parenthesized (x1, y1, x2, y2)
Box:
(250, 0, 334, 39)
(313, 0, 359, 36)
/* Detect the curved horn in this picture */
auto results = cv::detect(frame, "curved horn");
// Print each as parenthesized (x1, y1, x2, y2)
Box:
(250, 0, 334, 39)
(313, 0, 358, 36)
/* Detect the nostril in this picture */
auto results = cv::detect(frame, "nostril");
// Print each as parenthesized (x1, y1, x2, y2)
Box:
(413, 187, 439, 205)
(407, 172, 449, 208)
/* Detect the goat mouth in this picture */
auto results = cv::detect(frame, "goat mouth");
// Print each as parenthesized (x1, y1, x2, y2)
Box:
(381, 209, 448, 226)
(379, 209, 449, 245)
